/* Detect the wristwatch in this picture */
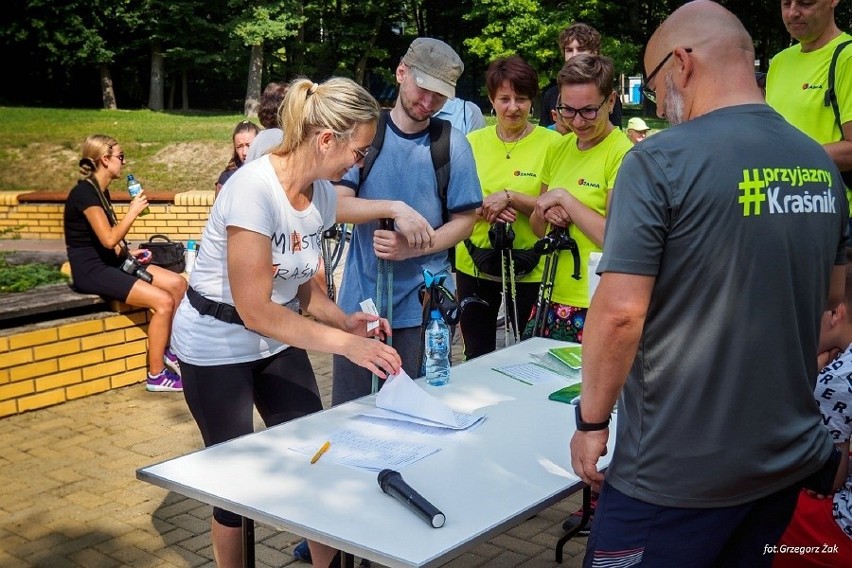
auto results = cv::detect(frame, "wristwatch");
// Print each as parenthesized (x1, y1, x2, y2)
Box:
(575, 402, 610, 431)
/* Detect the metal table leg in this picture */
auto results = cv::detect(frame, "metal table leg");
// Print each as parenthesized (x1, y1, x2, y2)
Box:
(242, 517, 255, 568)
(555, 485, 592, 563)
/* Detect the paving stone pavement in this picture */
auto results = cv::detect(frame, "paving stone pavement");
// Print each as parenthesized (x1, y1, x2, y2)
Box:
(0, 341, 589, 568)
(1, 239, 588, 567)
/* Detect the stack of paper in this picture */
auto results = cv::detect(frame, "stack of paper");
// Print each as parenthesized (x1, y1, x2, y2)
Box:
(365, 370, 485, 430)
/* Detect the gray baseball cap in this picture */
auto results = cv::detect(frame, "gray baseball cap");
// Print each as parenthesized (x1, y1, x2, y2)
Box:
(402, 38, 463, 99)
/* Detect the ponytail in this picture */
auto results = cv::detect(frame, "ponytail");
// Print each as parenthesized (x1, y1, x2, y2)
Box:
(273, 77, 380, 155)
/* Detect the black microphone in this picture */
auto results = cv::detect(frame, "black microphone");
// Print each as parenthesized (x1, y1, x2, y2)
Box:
(377, 469, 445, 528)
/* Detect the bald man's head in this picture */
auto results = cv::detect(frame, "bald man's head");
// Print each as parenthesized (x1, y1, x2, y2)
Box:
(645, 0, 761, 123)
(648, 0, 754, 71)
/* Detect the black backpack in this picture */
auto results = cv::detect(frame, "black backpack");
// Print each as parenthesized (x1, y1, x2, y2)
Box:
(359, 109, 452, 224)
(824, 39, 852, 187)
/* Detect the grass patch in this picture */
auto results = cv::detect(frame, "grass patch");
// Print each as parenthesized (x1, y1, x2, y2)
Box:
(1, 105, 669, 195)
(0, 253, 69, 293)
(0, 107, 252, 193)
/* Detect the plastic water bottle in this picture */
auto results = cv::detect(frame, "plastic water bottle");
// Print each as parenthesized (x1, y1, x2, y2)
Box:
(126, 174, 150, 216)
(425, 309, 450, 386)
(185, 240, 197, 274)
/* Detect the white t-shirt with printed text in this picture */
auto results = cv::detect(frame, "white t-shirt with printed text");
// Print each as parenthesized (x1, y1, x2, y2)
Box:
(170, 155, 336, 365)
(816, 345, 852, 538)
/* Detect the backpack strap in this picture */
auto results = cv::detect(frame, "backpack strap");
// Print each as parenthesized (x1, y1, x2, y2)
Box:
(825, 39, 852, 140)
(359, 109, 389, 187)
(360, 111, 453, 223)
(428, 116, 452, 223)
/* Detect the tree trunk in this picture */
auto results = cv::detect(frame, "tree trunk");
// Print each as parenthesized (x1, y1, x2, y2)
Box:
(168, 75, 175, 110)
(100, 65, 117, 110)
(355, 14, 383, 86)
(244, 43, 264, 117)
(293, 1, 305, 73)
(148, 44, 165, 111)
(182, 71, 189, 110)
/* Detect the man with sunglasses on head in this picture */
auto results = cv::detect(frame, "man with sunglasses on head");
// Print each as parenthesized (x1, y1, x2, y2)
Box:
(767, 0, 852, 228)
(332, 38, 482, 406)
(570, 1, 847, 565)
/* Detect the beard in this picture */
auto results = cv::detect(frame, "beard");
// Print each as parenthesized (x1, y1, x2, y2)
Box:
(664, 71, 685, 125)
(398, 90, 432, 123)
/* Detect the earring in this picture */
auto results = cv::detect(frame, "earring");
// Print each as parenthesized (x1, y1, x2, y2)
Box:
(530, 106, 534, 116)
(491, 107, 496, 117)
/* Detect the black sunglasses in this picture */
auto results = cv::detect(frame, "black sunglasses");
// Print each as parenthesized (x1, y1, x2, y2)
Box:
(555, 96, 609, 121)
(641, 48, 692, 104)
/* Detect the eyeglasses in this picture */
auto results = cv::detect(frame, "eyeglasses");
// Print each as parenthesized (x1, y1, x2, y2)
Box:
(555, 96, 609, 121)
(641, 48, 692, 104)
(350, 145, 370, 163)
(110, 152, 126, 163)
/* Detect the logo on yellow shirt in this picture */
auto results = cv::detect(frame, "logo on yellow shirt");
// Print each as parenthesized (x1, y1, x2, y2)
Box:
(577, 178, 601, 189)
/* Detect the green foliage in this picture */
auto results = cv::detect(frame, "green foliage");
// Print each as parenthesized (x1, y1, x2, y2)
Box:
(0, 254, 69, 294)
(464, 0, 563, 81)
(231, 1, 306, 47)
(0, 0, 844, 113)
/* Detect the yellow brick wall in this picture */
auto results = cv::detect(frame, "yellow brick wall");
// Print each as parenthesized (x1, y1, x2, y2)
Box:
(0, 309, 151, 417)
(0, 190, 214, 242)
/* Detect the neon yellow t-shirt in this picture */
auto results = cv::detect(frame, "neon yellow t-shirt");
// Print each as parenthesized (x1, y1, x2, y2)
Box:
(767, 32, 852, 145)
(539, 128, 632, 308)
(455, 125, 561, 283)
(768, 33, 852, 213)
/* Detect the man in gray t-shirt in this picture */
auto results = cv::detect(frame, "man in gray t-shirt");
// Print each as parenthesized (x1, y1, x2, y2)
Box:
(570, 2, 848, 566)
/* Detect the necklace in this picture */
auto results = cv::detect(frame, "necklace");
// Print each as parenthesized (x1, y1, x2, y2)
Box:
(496, 124, 530, 159)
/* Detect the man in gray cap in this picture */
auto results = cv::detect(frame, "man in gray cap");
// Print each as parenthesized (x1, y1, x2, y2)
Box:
(332, 38, 482, 405)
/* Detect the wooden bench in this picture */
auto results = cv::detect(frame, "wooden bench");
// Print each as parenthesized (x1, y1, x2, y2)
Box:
(0, 283, 109, 328)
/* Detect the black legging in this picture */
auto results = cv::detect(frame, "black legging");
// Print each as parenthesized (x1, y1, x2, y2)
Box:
(180, 347, 322, 527)
(456, 271, 540, 360)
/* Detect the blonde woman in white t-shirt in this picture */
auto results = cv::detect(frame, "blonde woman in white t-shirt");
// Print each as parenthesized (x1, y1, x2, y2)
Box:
(169, 77, 401, 568)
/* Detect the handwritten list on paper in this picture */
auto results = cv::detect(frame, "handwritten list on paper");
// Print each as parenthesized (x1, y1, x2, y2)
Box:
(291, 429, 440, 470)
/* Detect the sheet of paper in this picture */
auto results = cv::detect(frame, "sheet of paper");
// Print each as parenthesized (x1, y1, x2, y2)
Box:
(362, 407, 485, 431)
(588, 252, 602, 301)
(359, 298, 379, 332)
(493, 362, 568, 385)
(354, 414, 486, 436)
(375, 369, 459, 427)
(290, 429, 440, 470)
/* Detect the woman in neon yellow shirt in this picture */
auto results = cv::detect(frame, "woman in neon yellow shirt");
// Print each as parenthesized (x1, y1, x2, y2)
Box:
(526, 54, 632, 342)
(455, 56, 560, 359)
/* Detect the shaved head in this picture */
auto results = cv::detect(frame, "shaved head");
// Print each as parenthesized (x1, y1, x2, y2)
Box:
(648, 0, 754, 73)
(645, 0, 763, 122)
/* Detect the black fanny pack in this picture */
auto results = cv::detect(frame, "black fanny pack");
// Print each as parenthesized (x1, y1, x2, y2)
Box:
(463, 240, 541, 278)
(186, 286, 300, 327)
(187, 286, 244, 325)
(464, 222, 541, 278)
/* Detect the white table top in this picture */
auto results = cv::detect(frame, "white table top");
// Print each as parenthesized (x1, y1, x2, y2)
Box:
(137, 338, 615, 568)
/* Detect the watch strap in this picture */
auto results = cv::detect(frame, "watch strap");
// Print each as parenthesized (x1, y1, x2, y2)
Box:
(575, 401, 610, 431)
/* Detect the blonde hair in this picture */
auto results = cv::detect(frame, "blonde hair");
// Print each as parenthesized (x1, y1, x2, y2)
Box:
(275, 77, 380, 155)
(79, 134, 119, 177)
